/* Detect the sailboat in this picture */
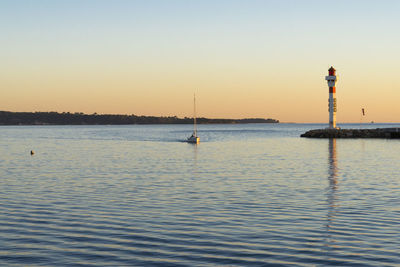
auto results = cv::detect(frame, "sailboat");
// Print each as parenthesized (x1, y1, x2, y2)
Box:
(187, 94, 200, 144)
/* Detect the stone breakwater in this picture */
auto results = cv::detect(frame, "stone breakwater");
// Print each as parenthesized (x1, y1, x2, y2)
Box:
(301, 128, 400, 138)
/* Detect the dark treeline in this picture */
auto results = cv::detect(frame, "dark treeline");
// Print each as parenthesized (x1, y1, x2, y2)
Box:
(0, 111, 279, 125)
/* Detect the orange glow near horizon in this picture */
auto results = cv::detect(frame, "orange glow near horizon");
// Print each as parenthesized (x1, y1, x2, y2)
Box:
(2, 62, 399, 123)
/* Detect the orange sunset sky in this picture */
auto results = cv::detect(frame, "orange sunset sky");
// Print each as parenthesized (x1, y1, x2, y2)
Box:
(1, 0, 400, 122)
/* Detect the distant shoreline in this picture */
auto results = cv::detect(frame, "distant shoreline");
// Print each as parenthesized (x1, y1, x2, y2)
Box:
(0, 111, 279, 125)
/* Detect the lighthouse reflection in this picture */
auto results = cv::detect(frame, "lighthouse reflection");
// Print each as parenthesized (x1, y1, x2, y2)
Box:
(328, 138, 338, 190)
(325, 138, 339, 249)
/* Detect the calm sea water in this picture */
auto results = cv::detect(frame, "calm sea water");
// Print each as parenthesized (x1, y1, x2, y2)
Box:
(0, 123, 399, 266)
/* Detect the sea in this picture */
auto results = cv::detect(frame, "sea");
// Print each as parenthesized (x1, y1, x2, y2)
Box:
(0, 123, 399, 266)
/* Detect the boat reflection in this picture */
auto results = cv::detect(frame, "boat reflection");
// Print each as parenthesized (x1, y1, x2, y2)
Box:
(192, 142, 198, 164)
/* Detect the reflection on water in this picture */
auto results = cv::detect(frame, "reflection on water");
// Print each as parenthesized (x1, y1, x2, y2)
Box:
(325, 138, 338, 248)
(191, 142, 198, 169)
(192, 142, 198, 159)
(328, 138, 338, 190)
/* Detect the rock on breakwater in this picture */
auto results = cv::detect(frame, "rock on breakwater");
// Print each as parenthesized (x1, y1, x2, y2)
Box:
(301, 128, 400, 138)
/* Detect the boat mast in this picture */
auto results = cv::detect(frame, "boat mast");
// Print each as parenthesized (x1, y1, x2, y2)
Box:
(193, 93, 197, 136)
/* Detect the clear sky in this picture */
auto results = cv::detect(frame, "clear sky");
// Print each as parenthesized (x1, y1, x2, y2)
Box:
(1, 0, 399, 122)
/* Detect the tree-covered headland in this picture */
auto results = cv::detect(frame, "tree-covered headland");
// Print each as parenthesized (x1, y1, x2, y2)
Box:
(0, 111, 279, 125)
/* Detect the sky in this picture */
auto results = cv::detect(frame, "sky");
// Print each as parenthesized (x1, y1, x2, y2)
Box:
(1, 0, 399, 122)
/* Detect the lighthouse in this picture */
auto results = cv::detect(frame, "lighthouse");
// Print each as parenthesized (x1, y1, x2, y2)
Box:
(325, 66, 338, 129)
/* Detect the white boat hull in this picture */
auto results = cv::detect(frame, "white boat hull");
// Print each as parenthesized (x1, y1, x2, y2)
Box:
(187, 136, 200, 144)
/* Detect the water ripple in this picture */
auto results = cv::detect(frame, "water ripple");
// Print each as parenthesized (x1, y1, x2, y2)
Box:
(1, 124, 400, 266)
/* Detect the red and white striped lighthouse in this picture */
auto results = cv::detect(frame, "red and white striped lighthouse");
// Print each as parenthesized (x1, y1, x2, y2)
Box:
(325, 66, 338, 129)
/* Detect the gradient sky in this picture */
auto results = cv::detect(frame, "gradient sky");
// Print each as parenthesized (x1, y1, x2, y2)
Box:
(1, 0, 399, 122)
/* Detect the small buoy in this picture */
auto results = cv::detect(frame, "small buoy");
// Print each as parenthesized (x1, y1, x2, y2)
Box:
(30, 150, 34, 155)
